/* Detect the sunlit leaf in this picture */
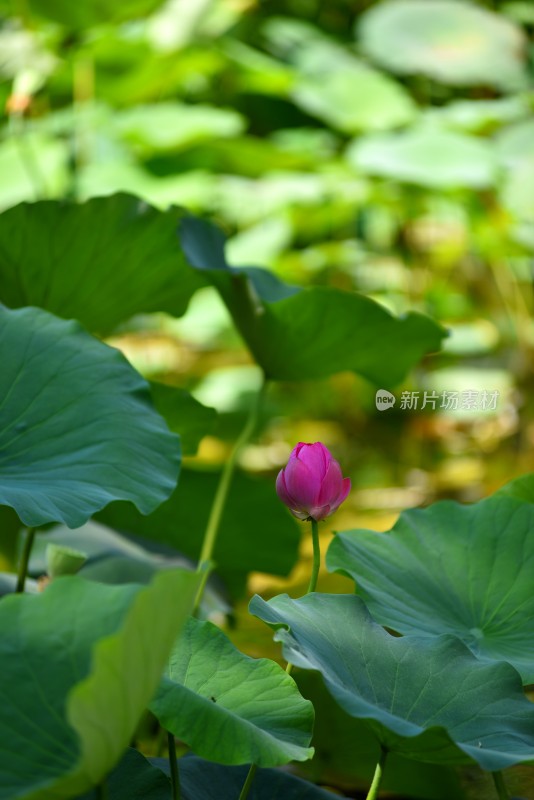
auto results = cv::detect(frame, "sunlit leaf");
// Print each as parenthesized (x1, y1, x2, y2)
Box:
(0, 305, 180, 528)
(0, 568, 199, 799)
(294, 65, 417, 134)
(327, 495, 534, 682)
(251, 592, 534, 769)
(150, 617, 314, 766)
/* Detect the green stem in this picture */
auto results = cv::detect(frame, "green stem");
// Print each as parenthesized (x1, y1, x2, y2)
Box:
(238, 763, 257, 800)
(16, 527, 36, 593)
(366, 746, 388, 800)
(492, 770, 511, 800)
(168, 731, 181, 800)
(284, 518, 321, 674)
(307, 518, 320, 593)
(193, 374, 267, 613)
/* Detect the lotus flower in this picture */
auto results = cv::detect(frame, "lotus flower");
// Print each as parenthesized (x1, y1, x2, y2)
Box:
(276, 442, 351, 521)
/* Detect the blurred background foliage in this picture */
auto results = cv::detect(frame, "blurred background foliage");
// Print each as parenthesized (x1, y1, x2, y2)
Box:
(1, 1, 533, 796)
(1, 0, 532, 508)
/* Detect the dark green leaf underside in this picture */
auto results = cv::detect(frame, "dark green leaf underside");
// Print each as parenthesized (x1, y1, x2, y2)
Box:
(250, 592, 534, 769)
(180, 216, 446, 384)
(0, 195, 205, 334)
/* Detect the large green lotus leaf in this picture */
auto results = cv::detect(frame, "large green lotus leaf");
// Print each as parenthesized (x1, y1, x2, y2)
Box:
(0, 568, 199, 800)
(296, 671, 466, 799)
(96, 466, 301, 597)
(25, 0, 166, 29)
(347, 125, 497, 189)
(180, 217, 446, 384)
(0, 306, 180, 529)
(327, 495, 534, 683)
(0, 194, 205, 333)
(150, 617, 314, 766)
(149, 382, 217, 456)
(357, 0, 527, 89)
(153, 755, 341, 800)
(250, 592, 534, 770)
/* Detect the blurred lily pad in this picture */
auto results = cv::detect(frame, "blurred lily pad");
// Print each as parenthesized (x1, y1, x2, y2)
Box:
(431, 96, 531, 134)
(440, 320, 499, 355)
(358, 0, 528, 90)
(423, 366, 511, 418)
(112, 103, 245, 155)
(0, 133, 69, 212)
(347, 124, 497, 189)
(79, 162, 218, 211)
(495, 119, 534, 224)
(294, 66, 417, 133)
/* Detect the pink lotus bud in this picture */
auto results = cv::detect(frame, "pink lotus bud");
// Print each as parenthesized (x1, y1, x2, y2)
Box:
(276, 442, 351, 522)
